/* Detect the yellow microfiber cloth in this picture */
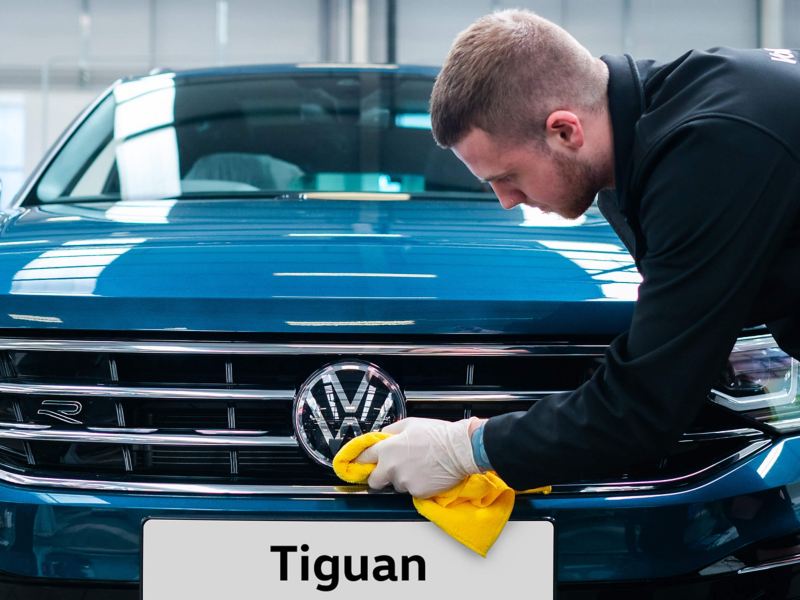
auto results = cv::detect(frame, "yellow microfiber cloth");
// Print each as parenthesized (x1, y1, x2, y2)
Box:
(333, 431, 551, 557)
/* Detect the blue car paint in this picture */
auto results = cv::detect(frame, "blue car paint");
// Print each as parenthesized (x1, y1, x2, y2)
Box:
(0, 434, 794, 582)
(0, 199, 637, 334)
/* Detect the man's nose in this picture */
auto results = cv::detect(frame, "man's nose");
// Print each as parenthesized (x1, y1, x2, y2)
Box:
(492, 182, 524, 210)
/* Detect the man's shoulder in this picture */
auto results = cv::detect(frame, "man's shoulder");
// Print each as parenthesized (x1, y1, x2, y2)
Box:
(641, 47, 800, 104)
(635, 47, 800, 162)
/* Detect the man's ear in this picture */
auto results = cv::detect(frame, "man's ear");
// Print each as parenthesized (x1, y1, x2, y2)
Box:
(545, 110, 584, 151)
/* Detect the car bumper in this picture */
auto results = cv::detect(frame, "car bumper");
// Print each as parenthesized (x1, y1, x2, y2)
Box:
(0, 435, 798, 591)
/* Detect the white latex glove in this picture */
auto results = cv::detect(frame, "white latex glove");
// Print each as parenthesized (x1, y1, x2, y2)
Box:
(354, 417, 481, 498)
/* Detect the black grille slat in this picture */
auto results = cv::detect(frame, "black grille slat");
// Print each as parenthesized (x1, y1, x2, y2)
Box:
(8, 351, 111, 382)
(114, 354, 229, 385)
(0, 440, 30, 470)
(31, 442, 127, 473)
(0, 397, 21, 423)
(234, 403, 292, 433)
(126, 401, 230, 430)
(406, 402, 466, 421)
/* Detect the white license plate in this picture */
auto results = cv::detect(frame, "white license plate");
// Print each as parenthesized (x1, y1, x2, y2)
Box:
(142, 519, 554, 600)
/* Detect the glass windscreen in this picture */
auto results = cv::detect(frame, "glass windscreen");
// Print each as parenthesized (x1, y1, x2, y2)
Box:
(31, 71, 491, 203)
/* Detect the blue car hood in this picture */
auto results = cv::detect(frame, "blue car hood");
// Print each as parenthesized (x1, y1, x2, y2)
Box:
(0, 198, 639, 335)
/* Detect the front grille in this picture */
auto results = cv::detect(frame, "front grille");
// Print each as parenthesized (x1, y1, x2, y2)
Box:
(0, 337, 771, 493)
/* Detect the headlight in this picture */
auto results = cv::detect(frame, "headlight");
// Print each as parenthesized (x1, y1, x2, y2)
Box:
(711, 334, 800, 432)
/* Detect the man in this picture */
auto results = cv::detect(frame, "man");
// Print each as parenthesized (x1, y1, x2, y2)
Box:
(357, 9, 800, 497)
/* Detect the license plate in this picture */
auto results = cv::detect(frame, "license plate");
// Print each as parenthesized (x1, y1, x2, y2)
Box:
(142, 519, 554, 599)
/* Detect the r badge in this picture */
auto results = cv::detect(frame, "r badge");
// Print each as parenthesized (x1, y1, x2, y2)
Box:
(293, 361, 406, 467)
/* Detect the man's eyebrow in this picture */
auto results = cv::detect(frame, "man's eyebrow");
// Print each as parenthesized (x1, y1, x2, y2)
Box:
(479, 171, 511, 184)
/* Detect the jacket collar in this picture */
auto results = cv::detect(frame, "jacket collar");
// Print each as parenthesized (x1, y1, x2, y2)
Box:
(600, 54, 645, 210)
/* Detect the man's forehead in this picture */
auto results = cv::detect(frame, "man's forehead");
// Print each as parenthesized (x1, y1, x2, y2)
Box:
(453, 127, 496, 154)
(452, 128, 522, 180)
(453, 128, 498, 166)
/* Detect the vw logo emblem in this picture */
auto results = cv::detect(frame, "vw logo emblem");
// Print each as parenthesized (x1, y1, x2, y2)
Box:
(293, 361, 406, 467)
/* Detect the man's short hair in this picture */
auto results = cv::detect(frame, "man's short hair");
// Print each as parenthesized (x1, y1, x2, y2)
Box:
(430, 9, 607, 148)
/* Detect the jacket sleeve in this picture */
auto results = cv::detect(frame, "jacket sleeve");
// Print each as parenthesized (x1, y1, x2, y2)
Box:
(483, 118, 800, 490)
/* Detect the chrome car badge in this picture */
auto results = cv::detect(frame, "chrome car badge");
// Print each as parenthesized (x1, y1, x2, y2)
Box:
(293, 361, 406, 467)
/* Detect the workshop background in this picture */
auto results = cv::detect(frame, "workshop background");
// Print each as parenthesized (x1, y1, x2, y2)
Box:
(0, 0, 797, 203)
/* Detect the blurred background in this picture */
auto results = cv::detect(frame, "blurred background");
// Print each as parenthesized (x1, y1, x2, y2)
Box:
(0, 0, 798, 201)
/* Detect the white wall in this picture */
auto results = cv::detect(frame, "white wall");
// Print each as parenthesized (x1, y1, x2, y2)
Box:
(152, 0, 321, 67)
(627, 0, 757, 59)
(396, 0, 759, 65)
(0, 89, 96, 204)
(0, 0, 325, 199)
(0, 0, 322, 72)
(0, 1, 81, 68)
(786, 0, 800, 46)
(0, 94, 26, 203)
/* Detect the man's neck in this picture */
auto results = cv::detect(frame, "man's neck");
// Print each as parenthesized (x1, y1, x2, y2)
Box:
(594, 59, 616, 190)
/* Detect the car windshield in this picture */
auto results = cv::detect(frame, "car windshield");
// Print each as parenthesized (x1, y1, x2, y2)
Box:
(30, 70, 492, 204)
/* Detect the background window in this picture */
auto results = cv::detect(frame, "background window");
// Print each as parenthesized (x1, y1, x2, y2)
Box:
(0, 94, 25, 203)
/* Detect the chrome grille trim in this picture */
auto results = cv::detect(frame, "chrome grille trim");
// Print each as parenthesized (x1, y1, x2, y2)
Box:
(0, 382, 294, 401)
(0, 422, 48, 430)
(88, 427, 157, 433)
(0, 438, 771, 496)
(0, 383, 562, 404)
(557, 438, 771, 494)
(405, 390, 565, 402)
(0, 420, 763, 450)
(680, 428, 766, 441)
(738, 552, 800, 575)
(0, 338, 606, 357)
(0, 427, 297, 447)
(0, 469, 368, 495)
(194, 429, 268, 436)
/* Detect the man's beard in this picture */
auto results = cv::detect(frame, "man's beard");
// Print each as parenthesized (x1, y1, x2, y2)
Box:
(548, 150, 607, 220)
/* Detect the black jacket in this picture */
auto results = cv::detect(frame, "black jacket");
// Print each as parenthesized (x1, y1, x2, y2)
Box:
(484, 48, 800, 490)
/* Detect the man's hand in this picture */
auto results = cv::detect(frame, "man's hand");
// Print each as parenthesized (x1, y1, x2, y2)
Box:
(354, 417, 485, 498)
